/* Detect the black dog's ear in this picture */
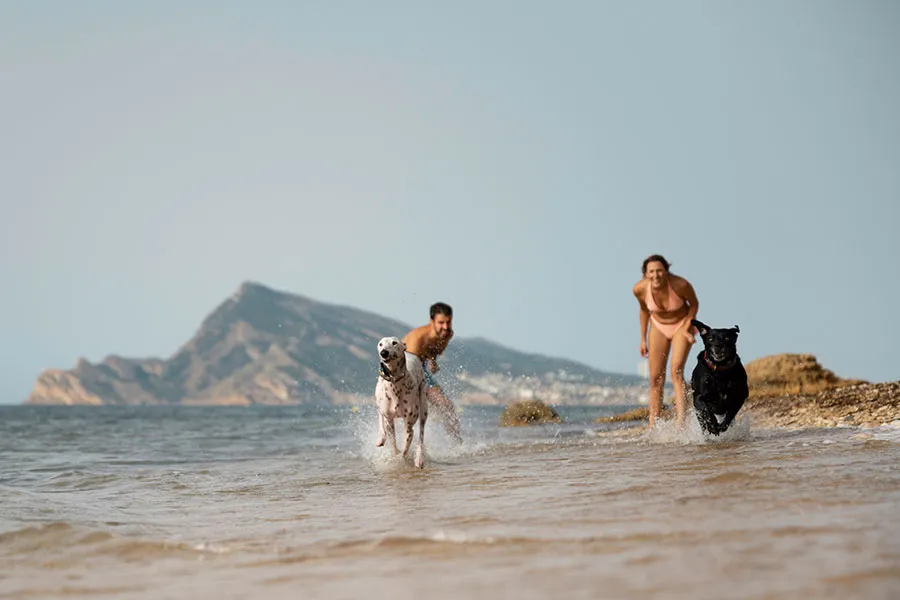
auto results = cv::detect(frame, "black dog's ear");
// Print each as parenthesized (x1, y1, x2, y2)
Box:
(733, 325, 740, 333)
(691, 319, 709, 336)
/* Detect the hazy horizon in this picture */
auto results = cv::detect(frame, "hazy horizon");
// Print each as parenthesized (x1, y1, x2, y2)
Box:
(2, 1, 898, 403)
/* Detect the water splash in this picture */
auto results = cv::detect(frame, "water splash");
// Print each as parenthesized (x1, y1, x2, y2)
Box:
(643, 410, 752, 445)
(340, 400, 496, 471)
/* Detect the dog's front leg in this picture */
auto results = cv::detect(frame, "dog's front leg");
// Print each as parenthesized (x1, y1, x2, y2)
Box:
(719, 393, 748, 433)
(376, 411, 387, 447)
(719, 377, 749, 433)
(414, 383, 428, 468)
(415, 415, 426, 469)
(384, 417, 399, 454)
(719, 404, 741, 433)
(401, 418, 414, 459)
(693, 395, 721, 436)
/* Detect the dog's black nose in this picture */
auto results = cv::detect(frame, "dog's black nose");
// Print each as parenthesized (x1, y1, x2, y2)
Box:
(380, 349, 390, 359)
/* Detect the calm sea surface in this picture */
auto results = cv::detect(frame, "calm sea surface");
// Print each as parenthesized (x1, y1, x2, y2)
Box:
(1, 404, 899, 599)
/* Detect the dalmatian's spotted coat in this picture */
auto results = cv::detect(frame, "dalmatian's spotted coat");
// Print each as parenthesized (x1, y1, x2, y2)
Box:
(374, 336, 428, 468)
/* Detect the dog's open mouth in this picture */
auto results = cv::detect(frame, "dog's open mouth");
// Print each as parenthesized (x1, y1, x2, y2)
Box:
(708, 347, 733, 362)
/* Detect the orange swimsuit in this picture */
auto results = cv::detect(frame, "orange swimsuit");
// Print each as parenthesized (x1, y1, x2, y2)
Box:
(646, 282, 695, 341)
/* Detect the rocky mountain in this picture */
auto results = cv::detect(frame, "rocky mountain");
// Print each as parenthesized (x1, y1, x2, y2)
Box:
(24, 282, 645, 406)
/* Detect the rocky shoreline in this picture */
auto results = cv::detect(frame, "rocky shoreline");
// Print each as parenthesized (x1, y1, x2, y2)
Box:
(743, 381, 900, 429)
(595, 382, 899, 429)
(594, 353, 899, 430)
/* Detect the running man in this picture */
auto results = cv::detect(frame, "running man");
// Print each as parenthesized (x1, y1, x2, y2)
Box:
(402, 302, 463, 444)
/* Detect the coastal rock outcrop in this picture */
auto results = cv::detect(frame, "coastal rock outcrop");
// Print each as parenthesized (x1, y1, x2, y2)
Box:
(744, 353, 865, 397)
(499, 400, 561, 426)
(26, 369, 105, 406)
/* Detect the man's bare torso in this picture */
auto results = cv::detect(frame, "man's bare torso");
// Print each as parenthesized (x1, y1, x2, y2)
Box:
(402, 323, 452, 362)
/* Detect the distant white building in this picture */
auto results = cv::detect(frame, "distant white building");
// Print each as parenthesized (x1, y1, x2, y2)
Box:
(637, 360, 650, 379)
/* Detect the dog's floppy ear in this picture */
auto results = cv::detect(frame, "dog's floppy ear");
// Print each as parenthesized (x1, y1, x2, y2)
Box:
(400, 341, 406, 352)
(733, 325, 740, 334)
(691, 319, 710, 336)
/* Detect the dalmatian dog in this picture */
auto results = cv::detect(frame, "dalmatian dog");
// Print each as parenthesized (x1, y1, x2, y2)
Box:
(374, 336, 428, 468)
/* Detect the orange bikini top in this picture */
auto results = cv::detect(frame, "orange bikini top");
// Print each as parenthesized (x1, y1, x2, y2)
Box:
(646, 281, 685, 313)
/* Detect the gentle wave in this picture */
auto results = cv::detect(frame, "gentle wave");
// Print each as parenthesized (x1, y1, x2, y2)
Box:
(0, 522, 226, 561)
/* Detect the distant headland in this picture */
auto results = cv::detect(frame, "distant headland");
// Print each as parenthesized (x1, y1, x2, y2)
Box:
(24, 282, 646, 407)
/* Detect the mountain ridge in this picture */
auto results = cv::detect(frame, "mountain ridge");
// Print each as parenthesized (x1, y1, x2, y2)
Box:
(24, 281, 645, 406)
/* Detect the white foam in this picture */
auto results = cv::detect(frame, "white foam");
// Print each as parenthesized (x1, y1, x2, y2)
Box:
(430, 530, 496, 544)
(345, 404, 490, 471)
(643, 411, 751, 445)
(871, 422, 900, 443)
(192, 542, 231, 554)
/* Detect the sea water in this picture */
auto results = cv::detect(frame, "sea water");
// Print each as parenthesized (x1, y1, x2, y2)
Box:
(1, 404, 898, 599)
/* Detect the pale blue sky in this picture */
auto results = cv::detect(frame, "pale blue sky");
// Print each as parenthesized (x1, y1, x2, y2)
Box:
(1, 1, 898, 403)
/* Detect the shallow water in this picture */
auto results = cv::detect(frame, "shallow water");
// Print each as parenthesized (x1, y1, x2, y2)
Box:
(1, 404, 898, 599)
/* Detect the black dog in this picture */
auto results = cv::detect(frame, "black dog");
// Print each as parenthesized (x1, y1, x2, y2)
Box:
(690, 319, 749, 436)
